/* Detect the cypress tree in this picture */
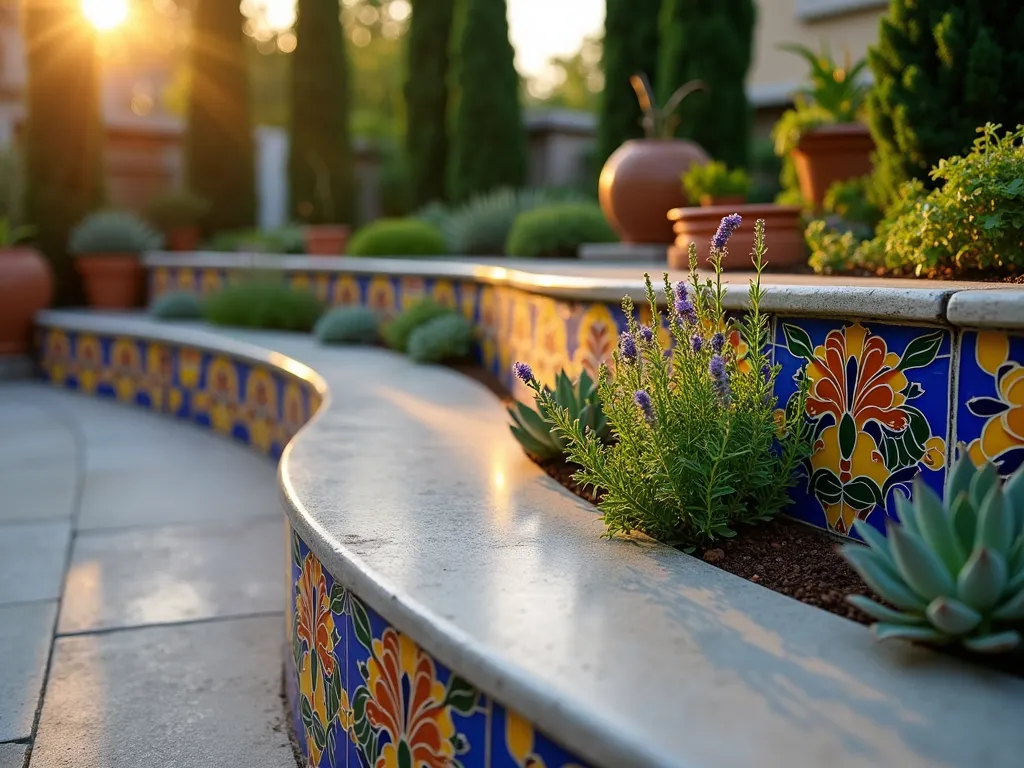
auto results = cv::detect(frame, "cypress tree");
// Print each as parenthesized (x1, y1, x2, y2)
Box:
(186, 0, 255, 233)
(22, 0, 104, 305)
(405, 0, 455, 208)
(289, 0, 355, 224)
(596, 0, 662, 167)
(867, 0, 1024, 205)
(447, 0, 527, 204)
(656, 0, 757, 168)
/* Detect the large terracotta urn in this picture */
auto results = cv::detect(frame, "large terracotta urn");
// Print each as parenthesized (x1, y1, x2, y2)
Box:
(599, 139, 710, 244)
(666, 204, 806, 270)
(791, 124, 874, 210)
(0, 248, 53, 355)
(75, 254, 143, 309)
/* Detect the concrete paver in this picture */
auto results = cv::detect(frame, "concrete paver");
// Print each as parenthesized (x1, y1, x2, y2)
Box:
(60, 518, 284, 634)
(0, 601, 57, 742)
(0, 743, 27, 768)
(30, 616, 295, 768)
(0, 465, 77, 524)
(0, 520, 70, 606)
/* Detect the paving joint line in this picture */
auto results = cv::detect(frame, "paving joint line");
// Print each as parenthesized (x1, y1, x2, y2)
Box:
(55, 610, 285, 640)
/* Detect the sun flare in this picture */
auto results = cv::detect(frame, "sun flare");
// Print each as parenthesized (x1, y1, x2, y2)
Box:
(82, 0, 128, 31)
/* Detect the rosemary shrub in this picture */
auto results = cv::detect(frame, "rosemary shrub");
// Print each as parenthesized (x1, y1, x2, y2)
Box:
(519, 217, 812, 548)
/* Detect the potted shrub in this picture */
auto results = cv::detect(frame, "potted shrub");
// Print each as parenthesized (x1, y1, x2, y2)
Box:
(772, 44, 873, 210)
(598, 73, 710, 244)
(682, 161, 752, 207)
(70, 210, 163, 309)
(0, 219, 51, 356)
(146, 190, 210, 252)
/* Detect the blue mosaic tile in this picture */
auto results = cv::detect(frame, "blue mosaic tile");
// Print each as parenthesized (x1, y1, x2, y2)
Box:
(491, 701, 590, 768)
(774, 318, 951, 537)
(956, 329, 1024, 477)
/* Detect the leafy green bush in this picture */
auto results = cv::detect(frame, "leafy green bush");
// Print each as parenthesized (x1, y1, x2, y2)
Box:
(382, 299, 453, 352)
(149, 291, 204, 321)
(881, 124, 1024, 275)
(314, 306, 379, 345)
(444, 187, 583, 255)
(69, 210, 163, 255)
(842, 454, 1024, 654)
(202, 227, 305, 254)
(505, 203, 615, 258)
(507, 369, 609, 460)
(407, 313, 475, 363)
(203, 280, 324, 332)
(682, 161, 752, 204)
(526, 216, 812, 548)
(347, 218, 447, 257)
(823, 176, 882, 230)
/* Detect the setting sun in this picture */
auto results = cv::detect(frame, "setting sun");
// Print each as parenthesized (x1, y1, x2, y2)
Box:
(82, 0, 128, 31)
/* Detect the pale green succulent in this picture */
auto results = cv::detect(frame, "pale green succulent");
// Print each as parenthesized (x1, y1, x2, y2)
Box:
(508, 369, 608, 461)
(842, 453, 1024, 653)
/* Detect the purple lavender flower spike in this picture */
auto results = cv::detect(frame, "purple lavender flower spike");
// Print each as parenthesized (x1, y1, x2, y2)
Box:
(712, 213, 743, 251)
(634, 389, 656, 425)
(619, 331, 638, 362)
(711, 332, 725, 354)
(638, 325, 654, 345)
(709, 354, 730, 400)
(513, 361, 534, 385)
(691, 334, 703, 353)
(674, 282, 697, 324)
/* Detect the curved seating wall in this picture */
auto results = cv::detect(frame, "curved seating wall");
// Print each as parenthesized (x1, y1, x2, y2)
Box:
(32, 310, 1024, 768)
(148, 252, 1024, 540)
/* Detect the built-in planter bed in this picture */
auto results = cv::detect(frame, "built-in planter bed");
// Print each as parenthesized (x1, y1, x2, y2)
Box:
(31, 309, 1024, 768)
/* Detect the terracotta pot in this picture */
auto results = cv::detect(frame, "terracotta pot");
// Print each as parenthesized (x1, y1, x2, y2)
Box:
(166, 226, 201, 252)
(0, 248, 53, 356)
(790, 123, 874, 209)
(666, 204, 806, 270)
(599, 139, 711, 244)
(304, 225, 350, 256)
(699, 194, 746, 208)
(75, 254, 142, 309)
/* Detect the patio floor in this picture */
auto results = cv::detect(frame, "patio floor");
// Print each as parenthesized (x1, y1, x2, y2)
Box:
(0, 383, 296, 768)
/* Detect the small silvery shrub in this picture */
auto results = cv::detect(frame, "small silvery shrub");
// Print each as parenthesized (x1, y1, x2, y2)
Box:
(314, 306, 379, 345)
(521, 216, 812, 548)
(69, 210, 163, 255)
(149, 291, 203, 321)
(407, 313, 475, 363)
(842, 452, 1024, 653)
(507, 368, 609, 461)
(382, 299, 452, 352)
(444, 187, 583, 255)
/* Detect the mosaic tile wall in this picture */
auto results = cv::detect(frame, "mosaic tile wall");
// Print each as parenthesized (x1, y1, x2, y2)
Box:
(143, 264, 1024, 540)
(287, 527, 588, 768)
(36, 326, 321, 460)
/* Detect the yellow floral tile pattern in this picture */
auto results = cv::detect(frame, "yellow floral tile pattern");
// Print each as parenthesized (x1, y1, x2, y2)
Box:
(959, 330, 1024, 476)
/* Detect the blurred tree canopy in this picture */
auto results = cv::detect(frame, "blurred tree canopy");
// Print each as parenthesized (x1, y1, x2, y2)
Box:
(526, 33, 603, 112)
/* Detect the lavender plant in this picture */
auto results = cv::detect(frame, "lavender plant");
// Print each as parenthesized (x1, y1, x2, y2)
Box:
(518, 216, 811, 548)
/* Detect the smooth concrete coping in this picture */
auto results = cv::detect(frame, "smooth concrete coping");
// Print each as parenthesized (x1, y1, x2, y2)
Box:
(946, 289, 1024, 330)
(144, 251, 1022, 324)
(33, 310, 1024, 768)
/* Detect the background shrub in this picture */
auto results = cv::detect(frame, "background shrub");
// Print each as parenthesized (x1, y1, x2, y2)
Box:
(407, 313, 475, 363)
(204, 280, 324, 332)
(347, 218, 447, 257)
(444, 187, 583, 255)
(314, 306, 379, 345)
(149, 291, 204, 321)
(383, 299, 453, 352)
(203, 227, 305, 253)
(505, 203, 616, 258)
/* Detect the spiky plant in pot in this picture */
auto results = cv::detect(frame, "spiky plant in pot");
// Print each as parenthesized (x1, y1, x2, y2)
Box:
(507, 368, 609, 461)
(842, 452, 1024, 653)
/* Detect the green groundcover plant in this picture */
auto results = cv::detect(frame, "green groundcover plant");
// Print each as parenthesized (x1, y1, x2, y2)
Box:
(407, 313, 476, 364)
(518, 216, 812, 548)
(383, 299, 453, 352)
(204, 280, 324, 332)
(842, 452, 1024, 654)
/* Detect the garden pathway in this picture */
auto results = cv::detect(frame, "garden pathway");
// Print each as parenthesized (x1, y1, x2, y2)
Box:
(0, 383, 297, 768)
